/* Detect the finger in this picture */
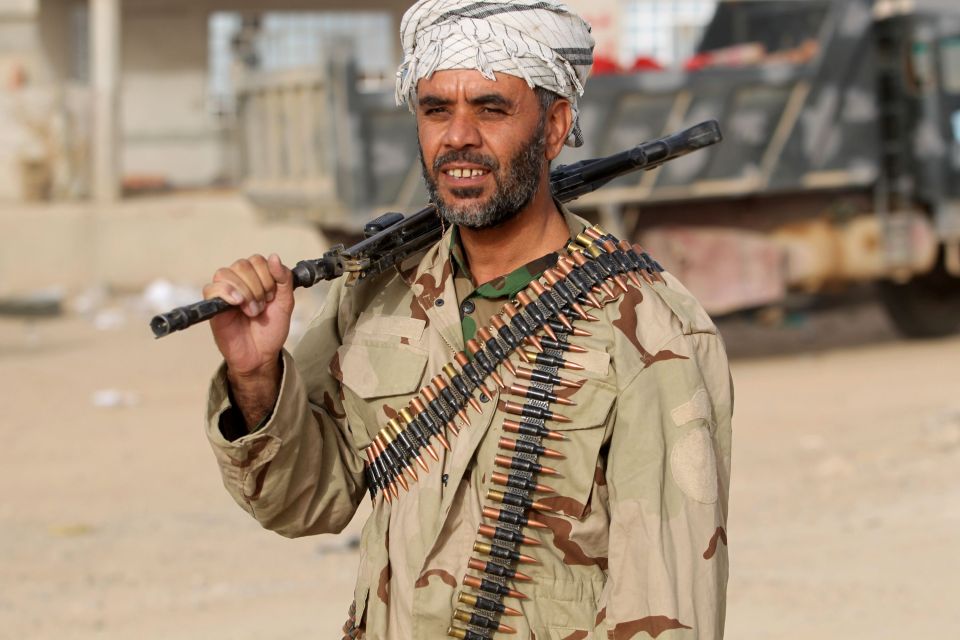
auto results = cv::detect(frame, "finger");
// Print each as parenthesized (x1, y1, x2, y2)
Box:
(203, 280, 244, 305)
(211, 266, 260, 316)
(230, 258, 268, 313)
(247, 254, 277, 303)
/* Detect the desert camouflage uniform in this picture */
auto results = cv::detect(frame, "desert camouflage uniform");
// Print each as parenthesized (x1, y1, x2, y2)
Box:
(205, 207, 733, 639)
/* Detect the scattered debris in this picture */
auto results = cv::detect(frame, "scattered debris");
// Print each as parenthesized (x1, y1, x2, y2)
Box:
(92, 308, 127, 331)
(138, 279, 201, 315)
(90, 389, 140, 409)
(49, 523, 96, 537)
(925, 408, 960, 452)
(315, 535, 360, 556)
(0, 289, 64, 317)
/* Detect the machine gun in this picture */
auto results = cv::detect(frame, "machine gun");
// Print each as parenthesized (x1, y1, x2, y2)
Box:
(150, 120, 721, 338)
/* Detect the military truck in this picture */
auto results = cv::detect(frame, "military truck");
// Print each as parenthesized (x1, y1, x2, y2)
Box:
(234, 0, 960, 337)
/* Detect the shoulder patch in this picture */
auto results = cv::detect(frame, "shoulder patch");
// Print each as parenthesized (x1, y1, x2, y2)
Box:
(670, 426, 719, 504)
(670, 387, 712, 427)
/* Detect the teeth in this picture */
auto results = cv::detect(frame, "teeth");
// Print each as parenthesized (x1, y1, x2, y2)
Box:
(446, 169, 487, 178)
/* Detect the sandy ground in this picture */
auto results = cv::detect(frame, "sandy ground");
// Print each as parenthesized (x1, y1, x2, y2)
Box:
(2, 287, 959, 639)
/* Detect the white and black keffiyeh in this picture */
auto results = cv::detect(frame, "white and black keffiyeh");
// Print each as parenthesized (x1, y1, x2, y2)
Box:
(396, 0, 595, 147)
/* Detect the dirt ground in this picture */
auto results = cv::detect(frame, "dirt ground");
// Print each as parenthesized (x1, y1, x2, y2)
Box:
(2, 292, 959, 639)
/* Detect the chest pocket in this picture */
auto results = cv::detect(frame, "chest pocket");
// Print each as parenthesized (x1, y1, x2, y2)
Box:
(534, 379, 616, 520)
(337, 314, 429, 445)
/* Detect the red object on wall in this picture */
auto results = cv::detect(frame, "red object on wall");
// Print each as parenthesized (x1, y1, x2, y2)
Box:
(629, 56, 665, 72)
(591, 54, 622, 75)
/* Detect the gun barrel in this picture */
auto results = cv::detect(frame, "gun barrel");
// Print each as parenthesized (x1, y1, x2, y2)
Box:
(150, 120, 722, 338)
(149, 256, 336, 338)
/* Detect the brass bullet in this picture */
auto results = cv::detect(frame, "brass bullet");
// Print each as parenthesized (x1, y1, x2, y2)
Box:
(543, 268, 592, 322)
(477, 326, 517, 376)
(477, 524, 540, 547)
(371, 439, 400, 498)
(458, 591, 523, 617)
(570, 251, 616, 299)
(466, 338, 505, 389)
(485, 488, 559, 515)
(432, 375, 471, 428)
(539, 336, 588, 355)
(507, 382, 576, 406)
(462, 574, 529, 600)
(399, 408, 439, 462)
(422, 385, 460, 436)
(411, 397, 451, 451)
(493, 454, 559, 478)
(379, 425, 418, 482)
(555, 257, 603, 309)
(585, 225, 606, 241)
(454, 608, 516, 634)
(443, 363, 483, 414)
(501, 399, 572, 425)
(523, 350, 585, 372)
(515, 366, 584, 389)
(376, 433, 412, 488)
(467, 557, 532, 582)
(516, 291, 557, 342)
(482, 505, 549, 530)
(473, 540, 539, 565)
(498, 435, 566, 459)
(502, 418, 566, 441)
(386, 419, 428, 473)
(491, 471, 555, 496)
(454, 352, 493, 397)
(502, 303, 543, 352)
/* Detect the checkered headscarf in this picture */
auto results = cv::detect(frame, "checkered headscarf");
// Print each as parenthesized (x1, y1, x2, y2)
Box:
(396, 0, 595, 147)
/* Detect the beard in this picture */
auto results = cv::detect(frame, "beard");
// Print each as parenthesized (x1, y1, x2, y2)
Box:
(420, 120, 547, 230)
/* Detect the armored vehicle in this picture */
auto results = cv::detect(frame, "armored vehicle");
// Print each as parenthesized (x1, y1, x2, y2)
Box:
(235, 0, 960, 336)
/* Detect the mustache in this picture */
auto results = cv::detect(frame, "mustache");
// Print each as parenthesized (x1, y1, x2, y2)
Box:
(432, 150, 499, 173)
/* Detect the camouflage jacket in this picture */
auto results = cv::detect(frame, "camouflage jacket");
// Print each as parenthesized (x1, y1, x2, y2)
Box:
(205, 208, 733, 639)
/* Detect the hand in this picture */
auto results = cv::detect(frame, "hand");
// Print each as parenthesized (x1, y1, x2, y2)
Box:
(203, 253, 294, 379)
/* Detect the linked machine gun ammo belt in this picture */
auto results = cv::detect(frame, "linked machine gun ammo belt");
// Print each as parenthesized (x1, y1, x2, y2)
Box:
(351, 212, 692, 640)
(149, 120, 721, 338)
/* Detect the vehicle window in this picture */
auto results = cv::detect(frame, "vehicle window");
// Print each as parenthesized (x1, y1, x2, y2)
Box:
(941, 36, 960, 93)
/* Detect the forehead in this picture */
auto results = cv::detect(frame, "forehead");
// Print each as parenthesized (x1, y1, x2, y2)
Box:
(415, 69, 535, 103)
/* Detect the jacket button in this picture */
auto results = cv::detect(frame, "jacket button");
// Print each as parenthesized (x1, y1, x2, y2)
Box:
(435, 298, 444, 307)
(460, 299, 475, 315)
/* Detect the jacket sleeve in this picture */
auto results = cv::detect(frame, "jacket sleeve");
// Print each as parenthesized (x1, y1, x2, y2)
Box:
(599, 330, 733, 639)
(204, 280, 367, 537)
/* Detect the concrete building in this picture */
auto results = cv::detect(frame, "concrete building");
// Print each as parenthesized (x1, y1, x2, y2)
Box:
(0, 0, 721, 204)
(0, 0, 415, 204)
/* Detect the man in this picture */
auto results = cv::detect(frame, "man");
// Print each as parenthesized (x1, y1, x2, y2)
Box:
(202, 1, 733, 638)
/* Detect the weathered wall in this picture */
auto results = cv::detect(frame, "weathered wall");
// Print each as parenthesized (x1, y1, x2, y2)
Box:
(120, 4, 223, 187)
(0, 1, 41, 200)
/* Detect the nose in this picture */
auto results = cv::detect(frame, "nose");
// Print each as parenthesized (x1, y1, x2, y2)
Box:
(442, 110, 482, 150)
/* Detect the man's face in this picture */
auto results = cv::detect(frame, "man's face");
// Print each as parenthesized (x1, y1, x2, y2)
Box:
(415, 70, 557, 230)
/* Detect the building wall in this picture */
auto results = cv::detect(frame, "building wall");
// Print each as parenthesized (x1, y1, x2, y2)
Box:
(0, 1, 45, 201)
(121, 4, 223, 187)
(566, 0, 622, 64)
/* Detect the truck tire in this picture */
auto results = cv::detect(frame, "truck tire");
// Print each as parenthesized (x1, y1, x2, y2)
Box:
(879, 248, 960, 338)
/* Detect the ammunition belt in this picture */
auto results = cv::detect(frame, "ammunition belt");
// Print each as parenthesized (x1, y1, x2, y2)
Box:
(358, 225, 663, 639)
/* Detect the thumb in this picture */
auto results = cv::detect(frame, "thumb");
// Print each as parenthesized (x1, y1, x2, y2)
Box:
(268, 253, 293, 292)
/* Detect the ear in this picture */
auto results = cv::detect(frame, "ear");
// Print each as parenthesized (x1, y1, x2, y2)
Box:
(544, 99, 573, 161)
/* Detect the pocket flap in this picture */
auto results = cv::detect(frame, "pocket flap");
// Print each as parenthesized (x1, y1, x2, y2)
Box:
(338, 342, 428, 398)
(548, 380, 616, 431)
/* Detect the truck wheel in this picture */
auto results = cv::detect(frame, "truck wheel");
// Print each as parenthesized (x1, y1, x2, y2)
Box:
(879, 248, 960, 338)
